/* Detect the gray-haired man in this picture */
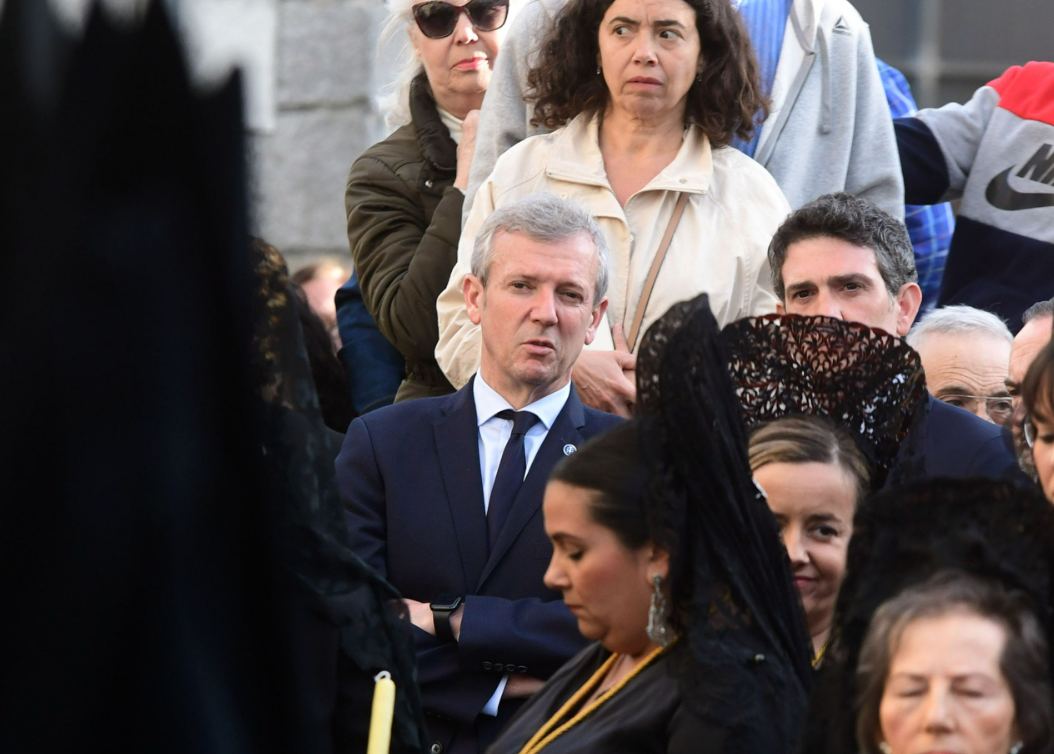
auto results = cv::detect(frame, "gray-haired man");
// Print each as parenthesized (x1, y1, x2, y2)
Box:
(906, 305, 1014, 425)
(337, 194, 621, 754)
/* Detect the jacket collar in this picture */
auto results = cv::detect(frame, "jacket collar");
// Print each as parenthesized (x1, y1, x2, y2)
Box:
(544, 112, 714, 196)
(409, 74, 457, 172)
(791, 0, 823, 50)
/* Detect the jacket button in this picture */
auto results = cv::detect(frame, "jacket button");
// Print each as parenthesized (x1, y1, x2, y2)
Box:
(425, 179, 434, 188)
(431, 743, 443, 754)
(482, 662, 492, 670)
(517, 665, 528, 673)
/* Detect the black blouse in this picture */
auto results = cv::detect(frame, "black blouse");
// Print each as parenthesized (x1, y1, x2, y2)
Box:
(485, 643, 726, 754)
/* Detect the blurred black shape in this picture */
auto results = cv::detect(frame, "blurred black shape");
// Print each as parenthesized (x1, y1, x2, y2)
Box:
(0, 1, 426, 752)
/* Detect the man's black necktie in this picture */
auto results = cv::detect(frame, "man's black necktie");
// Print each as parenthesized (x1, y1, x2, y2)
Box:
(487, 409, 540, 550)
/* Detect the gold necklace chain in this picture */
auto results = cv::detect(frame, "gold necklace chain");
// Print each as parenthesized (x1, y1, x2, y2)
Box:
(516, 639, 677, 754)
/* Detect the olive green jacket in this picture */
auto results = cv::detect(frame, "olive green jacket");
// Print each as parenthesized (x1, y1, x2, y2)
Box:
(345, 75, 461, 402)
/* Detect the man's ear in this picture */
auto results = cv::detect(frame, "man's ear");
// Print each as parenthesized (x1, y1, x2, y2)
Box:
(583, 297, 609, 346)
(776, 301, 786, 315)
(464, 274, 485, 326)
(894, 282, 923, 337)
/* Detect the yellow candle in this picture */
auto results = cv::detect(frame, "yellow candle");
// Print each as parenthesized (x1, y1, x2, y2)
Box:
(366, 670, 396, 754)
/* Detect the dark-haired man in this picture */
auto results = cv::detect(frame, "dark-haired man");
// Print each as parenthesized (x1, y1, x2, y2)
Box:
(769, 192, 1021, 483)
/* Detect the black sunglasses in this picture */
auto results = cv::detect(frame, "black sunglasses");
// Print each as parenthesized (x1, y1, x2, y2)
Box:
(412, 0, 509, 39)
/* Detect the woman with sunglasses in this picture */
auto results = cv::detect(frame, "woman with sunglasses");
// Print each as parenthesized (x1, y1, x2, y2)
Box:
(435, 0, 790, 417)
(1020, 338, 1054, 503)
(343, 0, 510, 403)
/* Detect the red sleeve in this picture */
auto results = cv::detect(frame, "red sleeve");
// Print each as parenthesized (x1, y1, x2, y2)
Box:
(988, 62, 1054, 126)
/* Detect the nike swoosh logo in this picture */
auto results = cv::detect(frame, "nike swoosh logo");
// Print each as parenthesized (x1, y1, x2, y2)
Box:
(986, 167, 1054, 211)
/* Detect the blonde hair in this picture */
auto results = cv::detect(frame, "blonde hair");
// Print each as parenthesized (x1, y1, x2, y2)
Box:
(748, 414, 870, 501)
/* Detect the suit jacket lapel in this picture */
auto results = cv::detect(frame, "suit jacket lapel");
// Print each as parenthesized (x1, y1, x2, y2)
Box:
(434, 378, 488, 592)
(476, 388, 587, 590)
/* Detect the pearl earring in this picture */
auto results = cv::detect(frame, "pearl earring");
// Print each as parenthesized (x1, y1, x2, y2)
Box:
(878, 744, 891, 754)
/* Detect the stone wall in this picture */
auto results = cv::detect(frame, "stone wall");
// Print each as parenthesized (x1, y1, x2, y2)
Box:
(249, 0, 390, 271)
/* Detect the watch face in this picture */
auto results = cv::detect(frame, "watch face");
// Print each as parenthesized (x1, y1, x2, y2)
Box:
(432, 594, 462, 611)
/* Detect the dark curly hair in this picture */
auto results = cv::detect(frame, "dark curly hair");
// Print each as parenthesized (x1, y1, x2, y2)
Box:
(526, 0, 768, 147)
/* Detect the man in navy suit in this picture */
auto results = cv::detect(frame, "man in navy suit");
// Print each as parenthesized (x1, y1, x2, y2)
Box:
(768, 192, 1021, 482)
(336, 194, 622, 754)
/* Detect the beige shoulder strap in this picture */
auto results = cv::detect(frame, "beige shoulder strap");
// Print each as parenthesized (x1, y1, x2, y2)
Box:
(626, 191, 690, 352)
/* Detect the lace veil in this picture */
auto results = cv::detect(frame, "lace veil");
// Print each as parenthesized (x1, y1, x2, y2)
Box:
(635, 294, 814, 753)
(720, 314, 928, 487)
(249, 239, 429, 753)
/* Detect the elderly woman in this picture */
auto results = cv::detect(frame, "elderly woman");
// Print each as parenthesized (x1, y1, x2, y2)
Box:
(435, 0, 787, 416)
(484, 295, 813, 754)
(856, 571, 1054, 754)
(1022, 339, 1054, 504)
(749, 416, 870, 664)
(344, 0, 509, 402)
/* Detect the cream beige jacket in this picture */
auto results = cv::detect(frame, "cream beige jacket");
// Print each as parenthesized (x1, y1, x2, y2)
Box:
(435, 112, 790, 389)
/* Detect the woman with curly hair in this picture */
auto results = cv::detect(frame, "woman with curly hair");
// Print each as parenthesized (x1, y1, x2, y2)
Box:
(435, 0, 791, 417)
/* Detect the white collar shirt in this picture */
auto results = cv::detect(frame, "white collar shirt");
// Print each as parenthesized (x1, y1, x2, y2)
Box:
(473, 373, 570, 514)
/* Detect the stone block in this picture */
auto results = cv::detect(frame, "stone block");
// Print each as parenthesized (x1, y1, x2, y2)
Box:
(249, 104, 385, 257)
(276, 0, 384, 108)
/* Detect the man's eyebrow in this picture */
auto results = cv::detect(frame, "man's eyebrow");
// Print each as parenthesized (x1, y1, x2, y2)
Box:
(608, 15, 639, 26)
(826, 273, 874, 287)
(784, 280, 818, 294)
(934, 384, 973, 397)
(654, 19, 687, 28)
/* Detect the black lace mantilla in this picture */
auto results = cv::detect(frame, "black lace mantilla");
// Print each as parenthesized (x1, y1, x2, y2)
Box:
(721, 314, 928, 487)
(635, 295, 814, 754)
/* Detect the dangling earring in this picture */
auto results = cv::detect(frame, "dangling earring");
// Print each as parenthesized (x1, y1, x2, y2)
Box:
(878, 743, 891, 754)
(596, 66, 602, 75)
(1009, 742, 1024, 754)
(647, 574, 672, 648)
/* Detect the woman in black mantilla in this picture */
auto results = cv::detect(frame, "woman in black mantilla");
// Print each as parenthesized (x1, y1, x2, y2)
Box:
(485, 294, 814, 754)
(720, 313, 928, 664)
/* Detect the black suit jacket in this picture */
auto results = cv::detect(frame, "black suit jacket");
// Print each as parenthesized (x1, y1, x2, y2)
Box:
(336, 379, 622, 754)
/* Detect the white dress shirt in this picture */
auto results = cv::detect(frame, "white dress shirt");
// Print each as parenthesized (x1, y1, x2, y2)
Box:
(474, 374, 571, 514)
(471, 373, 571, 715)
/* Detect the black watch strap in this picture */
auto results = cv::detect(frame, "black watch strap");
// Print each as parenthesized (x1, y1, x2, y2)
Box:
(431, 595, 462, 643)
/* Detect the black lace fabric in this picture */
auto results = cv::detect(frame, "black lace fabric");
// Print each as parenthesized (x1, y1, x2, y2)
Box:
(800, 479, 1054, 754)
(635, 295, 814, 754)
(720, 314, 928, 487)
(248, 239, 428, 753)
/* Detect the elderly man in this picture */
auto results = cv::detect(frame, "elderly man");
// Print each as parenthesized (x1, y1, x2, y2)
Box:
(905, 305, 1014, 424)
(770, 192, 1020, 482)
(336, 194, 621, 754)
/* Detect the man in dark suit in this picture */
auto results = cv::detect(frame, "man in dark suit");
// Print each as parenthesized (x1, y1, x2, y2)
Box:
(336, 194, 622, 754)
(768, 192, 1021, 482)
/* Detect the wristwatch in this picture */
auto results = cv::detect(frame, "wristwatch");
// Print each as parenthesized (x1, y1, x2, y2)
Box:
(430, 594, 463, 643)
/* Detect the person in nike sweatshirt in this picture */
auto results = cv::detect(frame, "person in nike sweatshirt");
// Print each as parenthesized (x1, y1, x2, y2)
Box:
(462, 0, 903, 219)
(895, 61, 1054, 333)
